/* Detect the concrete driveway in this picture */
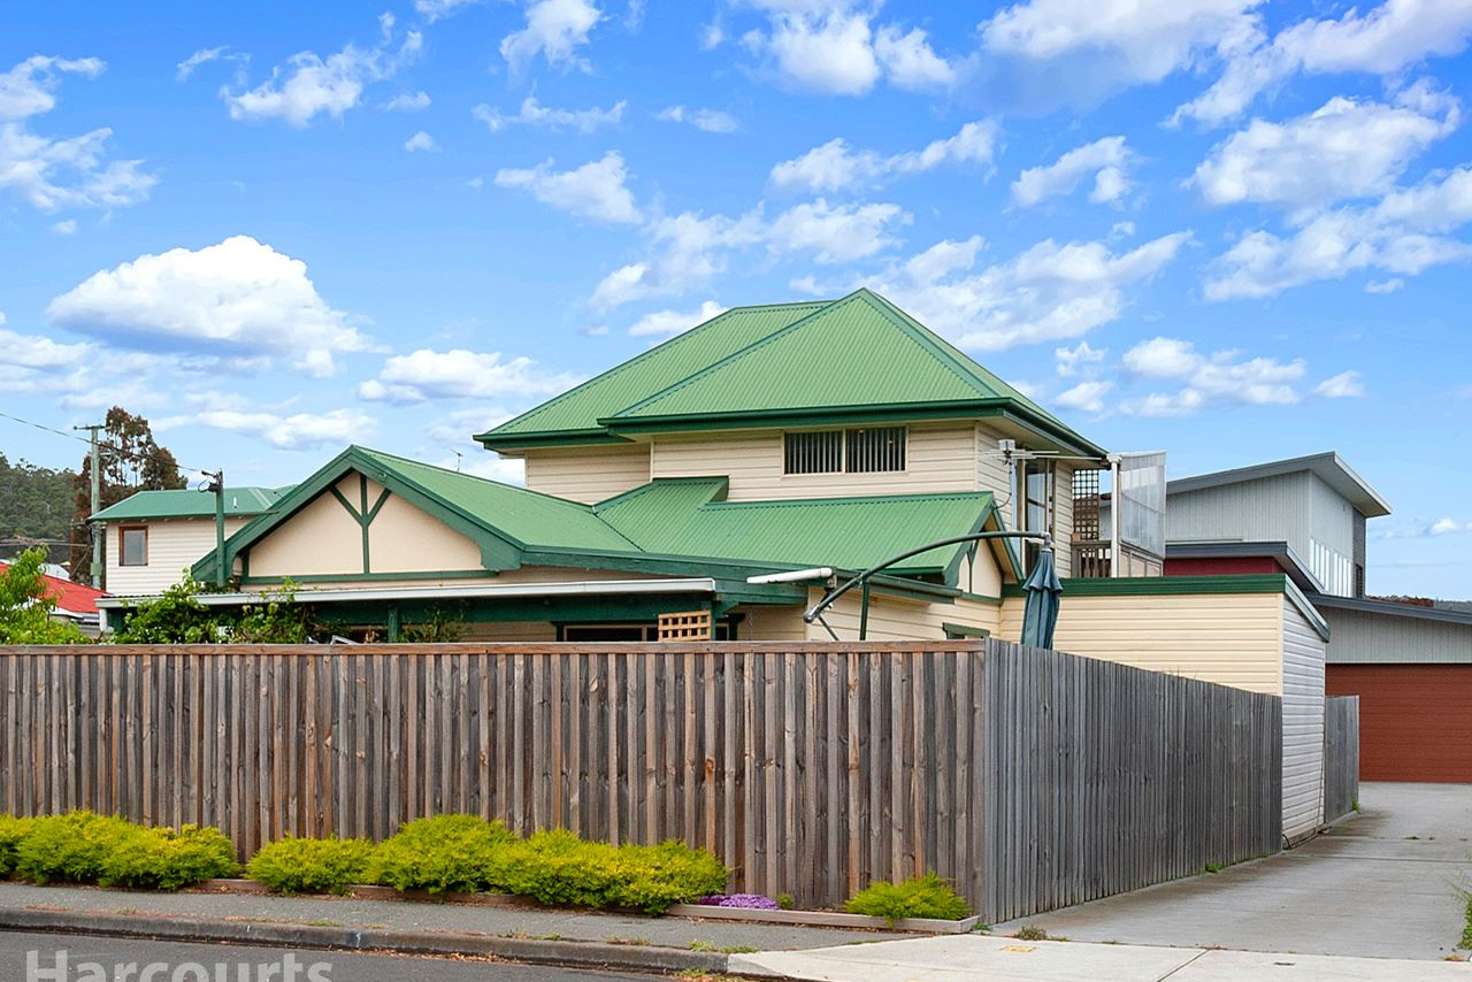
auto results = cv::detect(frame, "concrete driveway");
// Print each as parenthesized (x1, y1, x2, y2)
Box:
(994, 782, 1472, 961)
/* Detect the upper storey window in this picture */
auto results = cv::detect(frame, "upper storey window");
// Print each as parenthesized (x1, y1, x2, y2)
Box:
(783, 427, 906, 475)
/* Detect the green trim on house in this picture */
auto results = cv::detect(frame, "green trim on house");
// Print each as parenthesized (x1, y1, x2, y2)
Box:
(942, 622, 990, 639)
(1002, 574, 1292, 598)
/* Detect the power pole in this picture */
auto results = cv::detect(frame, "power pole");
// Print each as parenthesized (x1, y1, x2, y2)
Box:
(74, 423, 103, 588)
(202, 470, 226, 587)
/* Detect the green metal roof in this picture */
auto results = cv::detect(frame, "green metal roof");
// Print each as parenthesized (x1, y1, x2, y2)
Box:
(481, 301, 826, 442)
(478, 288, 1102, 456)
(352, 449, 637, 553)
(594, 477, 998, 575)
(197, 447, 1007, 586)
(92, 486, 292, 522)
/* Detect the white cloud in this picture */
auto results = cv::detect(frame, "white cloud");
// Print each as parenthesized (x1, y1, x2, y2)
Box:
(860, 232, 1190, 351)
(0, 325, 92, 369)
(628, 300, 727, 337)
(1430, 517, 1469, 536)
(223, 19, 421, 127)
(473, 96, 625, 133)
(425, 406, 516, 443)
(766, 199, 907, 263)
(415, 0, 481, 22)
(1364, 277, 1404, 294)
(0, 55, 104, 120)
(1174, 0, 1472, 126)
(740, 1, 957, 95)
(176, 47, 233, 82)
(51, 219, 77, 235)
(1120, 336, 1305, 415)
(1204, 164, 1472, 299)
(980, 0, 1261, 87)
(358, 348, 579, 403)
(382, 90, 431, 111)
(404, 130, 438, 152)
(1315, 370, 1365, 398)
(590, 198, 909, 308)
(501, 0, 603, 74)
(770, 120, 999, 193)
(46, 235, 369, 377)
(874, 25, 957, 90)
(0, 124, 157, 211)
(1191, 93, 1458, 209)
(1012, 136, 1134, 207)
(494, 151, 641, 223)
(0, 55, 155, 213)
(176, 409, 376, 450)
(1055, 380, 1114, 412)
(449, 453, 526, 484)
(1055, 340, 1105, 376)
(657, 105, 739, 133)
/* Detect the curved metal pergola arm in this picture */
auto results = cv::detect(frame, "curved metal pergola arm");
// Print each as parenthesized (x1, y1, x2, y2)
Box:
(804, 530, 1052, 641)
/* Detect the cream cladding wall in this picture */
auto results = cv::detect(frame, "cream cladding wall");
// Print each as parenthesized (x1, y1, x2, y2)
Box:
(521, 444, 651, 504)
(105, 517, 252, 596)
(649, 423, 979, 500)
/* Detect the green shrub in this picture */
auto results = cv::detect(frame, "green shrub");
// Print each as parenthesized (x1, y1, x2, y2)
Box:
(247, 837, 374, 895)
(367, 814, 516, 894)
(845, 872, 971, 924)
(486, 829, 728, 914)
(99, 824, 238, 890)
(13, 812, 142, 885)
(0, 816, 35, 877)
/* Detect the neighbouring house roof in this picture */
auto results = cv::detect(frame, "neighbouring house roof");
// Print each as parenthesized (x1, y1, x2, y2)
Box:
(1167, 452, 1391, 518)
(1165, 540, 1324, 594)
(0, 561, 105, 617)
(193, 446, 1014, 589)
(91, 486, 293, 522)
(479, 289, 1104, 458)
(1309, 592, 1472, 627)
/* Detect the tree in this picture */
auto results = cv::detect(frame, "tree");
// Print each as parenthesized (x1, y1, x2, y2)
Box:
(0, 455, 75, 566)
(70, 407, 187, 585)
(0, 547, 89, 644)
(112, 576, 313, 643)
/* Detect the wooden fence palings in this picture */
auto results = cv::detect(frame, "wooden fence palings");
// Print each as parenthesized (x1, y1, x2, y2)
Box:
(1323, 695, 1360, 824)
(0, 640, 1285, 919)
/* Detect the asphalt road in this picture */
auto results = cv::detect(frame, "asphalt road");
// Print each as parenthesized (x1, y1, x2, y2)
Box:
(0, 930, 671, 982)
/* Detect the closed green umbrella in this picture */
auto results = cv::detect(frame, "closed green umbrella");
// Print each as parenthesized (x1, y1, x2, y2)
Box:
(1020, 545, 1063, 649)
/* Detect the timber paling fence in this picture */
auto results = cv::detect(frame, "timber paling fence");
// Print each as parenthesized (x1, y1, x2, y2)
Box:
(0, 640, 1282, 922)
(1323, 695, 1360, 824)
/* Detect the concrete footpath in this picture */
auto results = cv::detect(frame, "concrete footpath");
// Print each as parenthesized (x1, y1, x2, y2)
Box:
(733, 934, 1472, 981)
(993, 782, 1472, 961)
(0, 879, 905, 976)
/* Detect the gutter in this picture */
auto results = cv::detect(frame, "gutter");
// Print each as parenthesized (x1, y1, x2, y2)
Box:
(98, 577, 720, 609)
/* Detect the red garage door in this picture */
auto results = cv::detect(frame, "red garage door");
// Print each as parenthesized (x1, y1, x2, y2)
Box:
(1325, 665, 1472, 783)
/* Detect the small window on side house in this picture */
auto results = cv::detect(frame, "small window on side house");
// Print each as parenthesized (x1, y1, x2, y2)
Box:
(784, 431, 843, 474)
(119, 526, 148, 567)
(845, 427, 906, 473)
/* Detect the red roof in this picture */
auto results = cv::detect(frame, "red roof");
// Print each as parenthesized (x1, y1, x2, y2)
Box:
(0, 562, 105, 616)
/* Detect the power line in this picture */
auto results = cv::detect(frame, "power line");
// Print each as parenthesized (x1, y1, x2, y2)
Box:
(0, 408, 215, 478)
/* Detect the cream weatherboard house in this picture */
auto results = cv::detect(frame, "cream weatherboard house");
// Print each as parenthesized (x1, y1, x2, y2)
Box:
(94, 288, 1332, 841)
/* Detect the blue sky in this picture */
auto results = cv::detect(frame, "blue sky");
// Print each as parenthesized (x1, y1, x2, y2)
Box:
(3, 0, 1471, 596)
